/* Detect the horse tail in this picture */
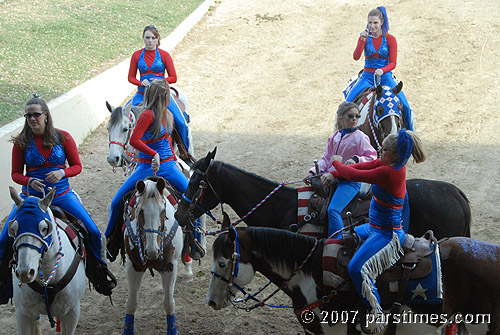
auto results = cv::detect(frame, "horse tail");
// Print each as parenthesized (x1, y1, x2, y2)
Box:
(456, 187, 472, 237)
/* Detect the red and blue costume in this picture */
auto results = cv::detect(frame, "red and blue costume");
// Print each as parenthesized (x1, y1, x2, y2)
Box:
(331, 158, 408, 319)
(345, 33, 413, 130)
(128, 47, 190, 150)
(0, 130, 106, 266)
(105, 109, 188, 238)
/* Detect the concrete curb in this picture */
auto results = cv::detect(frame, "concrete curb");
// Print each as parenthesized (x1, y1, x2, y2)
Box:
(0, 0, 215, 219)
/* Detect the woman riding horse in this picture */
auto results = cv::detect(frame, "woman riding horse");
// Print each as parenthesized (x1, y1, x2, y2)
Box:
(330, 129, 425, 333)
(345, 6, 414, 131)
(105, 80, 189, 254)
(0, 95, 116, 302)
(128, 25, 190, 151)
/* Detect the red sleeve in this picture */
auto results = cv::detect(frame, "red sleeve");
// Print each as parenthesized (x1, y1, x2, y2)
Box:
(59, 130, 82, 177)
(128, 50, 143, 86)
(129, 110, 158, 157)
(11, 144, 29, 186)
(381, 34, 397, 73)
(331, 160, 391, 185)
(159, 49, 177, 84)
(353, 36, 366, 61)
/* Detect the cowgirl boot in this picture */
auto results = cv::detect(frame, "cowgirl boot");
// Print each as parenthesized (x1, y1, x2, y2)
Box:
(189, 218, 205, 260)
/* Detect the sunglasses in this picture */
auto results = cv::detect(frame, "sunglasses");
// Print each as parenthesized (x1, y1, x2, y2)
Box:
(24, 112, 44, 119)
(144, 25, 158, 32)
(346, 114, 361, 119)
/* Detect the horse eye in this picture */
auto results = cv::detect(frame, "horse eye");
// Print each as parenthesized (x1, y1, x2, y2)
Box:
(218, 261, 227, 269)
(123, 128, 128, 133)
(376, 106, 384, 115)
(38, 220, 50, 237)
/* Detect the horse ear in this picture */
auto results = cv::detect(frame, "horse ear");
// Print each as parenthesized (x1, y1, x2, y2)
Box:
(228, 226, 236, 244)
(376, 85, 384, 98)
(106, 101, 114, 113)
(220, 211, 231, 232)
(9, 186, 23, 208)
(392, 81, 403, 95)
(211, 147, 217, 160)
(38, 187, 56, 213)
(136, 180, 146, 195)
(156, 177, 166, 194)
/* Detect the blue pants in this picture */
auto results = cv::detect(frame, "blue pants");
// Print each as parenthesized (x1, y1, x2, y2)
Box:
(328, 181, 360, 238)
(349, 223, 406, 313)
(0, 189, 106, 265)
(105, 160, 188, 237)
(130, 92, 190, 150)
(346, 71, 413, 131)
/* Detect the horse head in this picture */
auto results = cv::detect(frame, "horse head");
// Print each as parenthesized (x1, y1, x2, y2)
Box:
(175, 147, 218, 227)
(8, 187, 56, 284)
(207, 214, 255, 310)
(372, 83, 404, 141)
(106, 101, 139, 168)
(133, 178, 172, 261)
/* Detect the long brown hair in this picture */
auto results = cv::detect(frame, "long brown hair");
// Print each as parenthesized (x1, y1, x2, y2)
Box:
(10, 96, 64, 149)
(138, 79, 174, 138)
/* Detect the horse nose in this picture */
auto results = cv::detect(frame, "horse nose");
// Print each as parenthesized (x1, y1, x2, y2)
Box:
(16, 268, 36, 283)
(107, 155, 121, 166)
(145, 248, 159, 260)
(208, 299, 219, 310)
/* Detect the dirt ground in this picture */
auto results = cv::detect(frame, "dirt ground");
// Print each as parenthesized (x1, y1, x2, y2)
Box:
(2, 0, 500, 333)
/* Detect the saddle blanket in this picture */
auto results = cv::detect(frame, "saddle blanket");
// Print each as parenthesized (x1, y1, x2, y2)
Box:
(322, 238, 443, 304)
(297, 186, 313, 222)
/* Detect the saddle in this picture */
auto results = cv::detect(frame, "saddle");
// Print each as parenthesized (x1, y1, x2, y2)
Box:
(292, 176, 371, 237)
(51, 205, 116, 297)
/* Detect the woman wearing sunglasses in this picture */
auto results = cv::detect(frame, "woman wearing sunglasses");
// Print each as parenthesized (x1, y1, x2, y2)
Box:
(0, 95, 116, 303)
(304, 101, 377, 238)
(128, 25, 190, 151)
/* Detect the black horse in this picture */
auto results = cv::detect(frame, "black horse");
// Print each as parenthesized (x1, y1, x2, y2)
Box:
(175, 148, 471, 240)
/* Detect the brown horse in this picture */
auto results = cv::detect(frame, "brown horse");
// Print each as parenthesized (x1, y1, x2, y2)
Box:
(356, 83, 405, 153)
(207, 224, 500, 334)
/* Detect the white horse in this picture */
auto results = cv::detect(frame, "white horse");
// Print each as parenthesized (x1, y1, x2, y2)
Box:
(105, 86, 207, 279)
(8, 187, 86, 335)
(105, 85, 194, 171)
(122, 177, 183, 335)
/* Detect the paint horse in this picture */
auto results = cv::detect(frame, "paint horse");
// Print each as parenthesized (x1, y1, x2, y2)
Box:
(7, 187, 86, 335)
(122, 177, 183, 335)
(207, 222, 500, 334)
(175, 149, 471, 241)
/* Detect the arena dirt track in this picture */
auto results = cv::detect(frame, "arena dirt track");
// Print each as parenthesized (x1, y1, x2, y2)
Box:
(2, 0, 500, 333)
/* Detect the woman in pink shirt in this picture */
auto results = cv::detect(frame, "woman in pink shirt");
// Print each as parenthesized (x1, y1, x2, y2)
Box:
(305, 102, 377, 238)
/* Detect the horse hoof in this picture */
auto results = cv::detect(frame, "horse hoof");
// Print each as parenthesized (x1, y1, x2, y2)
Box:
(182, 274, 194, 283)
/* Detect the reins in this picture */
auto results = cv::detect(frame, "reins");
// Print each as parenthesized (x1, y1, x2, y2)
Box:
(211, 228, 319, 311)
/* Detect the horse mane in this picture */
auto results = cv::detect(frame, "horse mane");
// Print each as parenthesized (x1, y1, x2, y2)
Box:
(192, 157, 291, 191)
(214, 227, 318, 275)
(109, 106, 123, 127)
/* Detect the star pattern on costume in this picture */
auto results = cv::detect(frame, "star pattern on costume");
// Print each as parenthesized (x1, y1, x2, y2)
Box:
(411, 283, 428, 300)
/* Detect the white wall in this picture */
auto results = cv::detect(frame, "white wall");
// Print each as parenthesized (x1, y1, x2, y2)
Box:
(0, 0, 214, 220)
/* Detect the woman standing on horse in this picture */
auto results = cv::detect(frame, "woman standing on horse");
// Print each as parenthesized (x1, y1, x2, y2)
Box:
(345, 6, 414, 131)
(330, 129, 425, 332)
(105, 79, 189, 244)
(128, 25, 190, 151)
(0, 95, 116, 302)
(305, 102, 377, 238)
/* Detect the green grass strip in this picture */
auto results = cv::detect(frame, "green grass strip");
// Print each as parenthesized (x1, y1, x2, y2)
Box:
(0, 0, 204, 126)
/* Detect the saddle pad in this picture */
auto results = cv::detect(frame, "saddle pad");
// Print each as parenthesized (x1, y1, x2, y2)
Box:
(391, 243, 443, 305)
(322, 238, 345, 290)
(297, 186, 314, 222)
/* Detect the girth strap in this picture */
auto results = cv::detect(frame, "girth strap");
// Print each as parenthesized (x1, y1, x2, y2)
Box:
(384, 264, 412, 335)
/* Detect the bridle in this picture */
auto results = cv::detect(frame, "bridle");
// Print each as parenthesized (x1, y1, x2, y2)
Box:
(367, 87, 403, 154)
(210, 228, 319, 311)
(124, 195, 178, 264)
(109, 110, 137, 175)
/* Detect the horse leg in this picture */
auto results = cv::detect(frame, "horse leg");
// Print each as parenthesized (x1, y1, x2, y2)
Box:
(59, 308, 81, 335)
(124, 260, 145, 335)
(161, 260, 178, 335)
(181, 256, 193, 282)
(15, 311, 35, 335)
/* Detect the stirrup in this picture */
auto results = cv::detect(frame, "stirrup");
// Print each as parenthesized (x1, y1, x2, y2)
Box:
(189, 240, 206, 260)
